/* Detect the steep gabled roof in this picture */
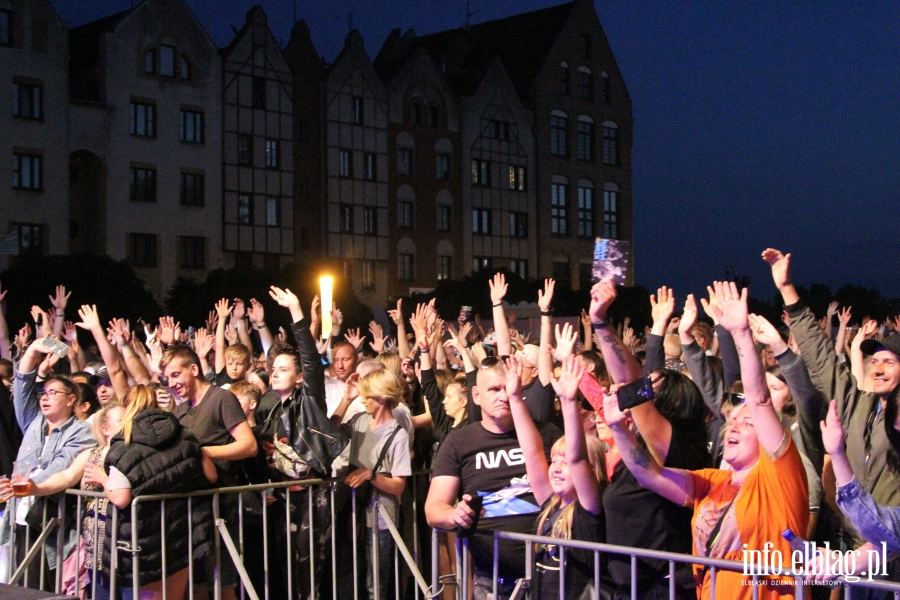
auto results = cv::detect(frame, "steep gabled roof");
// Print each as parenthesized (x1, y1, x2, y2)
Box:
(413, 1, 573, 104)
(69, 8, 134, 102)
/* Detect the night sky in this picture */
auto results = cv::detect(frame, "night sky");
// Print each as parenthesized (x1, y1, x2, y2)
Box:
(54, 0, 900, 300)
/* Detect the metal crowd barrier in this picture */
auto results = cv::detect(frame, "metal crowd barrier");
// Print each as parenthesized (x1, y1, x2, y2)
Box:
(5, 473, 900, 600)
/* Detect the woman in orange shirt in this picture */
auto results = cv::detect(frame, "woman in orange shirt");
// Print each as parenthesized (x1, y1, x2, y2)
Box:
(603, 281, 809, 600)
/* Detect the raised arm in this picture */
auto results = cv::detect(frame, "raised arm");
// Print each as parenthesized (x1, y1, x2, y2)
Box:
(247, 298, 274, 355)
(445, 323, 476, 374)
(232, 299, 254, 351)
(536, 279, 556, 385)
(214, 298, 232, 374)
(388, 299, 411, 360)
(194, 327, 215, 380)
(590, 279, 643, 384)
(834, 306, 852, 357)
(850, 321, 877, 392)
(603, 383, 692, 506)
(489, 273, 511, 357)
(48, 285, 71, 338)
(580, 309, 593, 352)
(76, 305, 129, 401)
(410, 302, 434, 371)
(715, 281, 786, 456)
(553, 355, 602, 514)
(680, 293, 724, 420)
(110, 319, 151, 385)
(504, 355, 552, 505)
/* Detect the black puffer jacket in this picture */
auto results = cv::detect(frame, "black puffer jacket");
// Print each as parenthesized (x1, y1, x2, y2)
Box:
(103, 409, 213, 585)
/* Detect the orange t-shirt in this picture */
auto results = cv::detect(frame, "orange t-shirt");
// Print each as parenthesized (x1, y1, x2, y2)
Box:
(689, 435, 809, 600)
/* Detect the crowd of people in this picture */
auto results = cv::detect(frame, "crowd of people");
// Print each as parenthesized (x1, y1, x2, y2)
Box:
(0, 247, 899, 600)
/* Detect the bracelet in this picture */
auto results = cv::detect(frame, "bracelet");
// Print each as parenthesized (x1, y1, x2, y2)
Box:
(418, 343, 430, 352)
(492, 302, 502, 308)
(55, 311, 64, 316)
(592, 320, 611, 329)
(254, 324, 266, 330)
(540, 310, 553, 317)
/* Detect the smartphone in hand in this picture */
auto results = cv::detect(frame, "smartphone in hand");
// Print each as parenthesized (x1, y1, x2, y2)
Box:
(457, 494, 484, 539)
(40, 337, 70, 358)
(617, 376, 655, 411)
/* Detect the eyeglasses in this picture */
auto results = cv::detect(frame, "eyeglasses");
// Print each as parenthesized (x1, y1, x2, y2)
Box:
(722, 392, 746, 407)
(39, 388, 72, 400)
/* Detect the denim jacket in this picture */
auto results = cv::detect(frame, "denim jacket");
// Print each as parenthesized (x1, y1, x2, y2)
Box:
(0, 366, 95, 569)
(837, 477, 900, 553)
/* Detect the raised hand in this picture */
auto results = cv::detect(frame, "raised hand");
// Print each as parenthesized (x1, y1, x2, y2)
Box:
(819, 400, 844, 457)
(580, 309, 591, 330)
(748, 313, 788, 354)
(215, 298, 232, 321)
(344, 328, 364, 350)
(649, 286, 675, 335)
(232, 298, 247, 321)
(589, 278, 617, 322)
(248, 298, 266, 326)
(554, 322, 578, 362)
(827, 301, 839, 317)
(38, 351, 60, 378)
(332, 305, 343, 330)
(709, 281, 749, 334)
(31, 305, 51, 336)
(678, 294, 699, 339)
(551, 354, 585, 404)
(268, 286, 300, 310)
(761, 248, 792, 290)
(62, 321, 78, 343)
(489, 272, 508, 305)
(224, 325, 238, 346)
(699, 284, 722, 326)
(602, 384, 629, 429)
(48, 285, 71, 312)
(622, 327, 636, 350)
(194, 327, 214, 358)
(76, 305, 102, 331)
(537, 279, 555, 312)
(157, 316, 178, 345)
(368, 321, 388, 353)
(387, 298, 404, 325)
(502, 355, 523, 400)
(310, 295, 321, 325)
(838, 306, 852, 328)
(205, 310, 217, 332)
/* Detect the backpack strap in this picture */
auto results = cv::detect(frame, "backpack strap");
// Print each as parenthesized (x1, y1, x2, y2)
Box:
(372, 423, 403, 475)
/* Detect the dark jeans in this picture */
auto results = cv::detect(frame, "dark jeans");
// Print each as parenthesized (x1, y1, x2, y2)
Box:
(366, 528, 395, 600)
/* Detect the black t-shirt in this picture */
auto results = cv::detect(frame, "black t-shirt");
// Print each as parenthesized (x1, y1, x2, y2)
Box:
(211, 368, 236, 388)
(602, 426, 710, 588)
(173, 385, 247, 486)
(432, 421, 562, 578)
(534, 499, 606, 598)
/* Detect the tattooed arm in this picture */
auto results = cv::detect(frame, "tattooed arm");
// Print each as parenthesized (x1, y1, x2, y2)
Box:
(603, 385, 694, 506)
(589, 279, 673, 463)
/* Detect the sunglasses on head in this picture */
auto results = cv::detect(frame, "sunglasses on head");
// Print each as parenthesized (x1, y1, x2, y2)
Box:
(722, 392, 745, 407)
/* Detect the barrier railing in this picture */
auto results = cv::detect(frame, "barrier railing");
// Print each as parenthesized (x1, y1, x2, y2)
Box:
(5, 475, 900, 600)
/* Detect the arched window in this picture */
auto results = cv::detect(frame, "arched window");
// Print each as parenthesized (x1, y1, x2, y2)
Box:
(577, 115, 594, 161)
(144, 49, 156, 74)
(602, 121, 618, 166)
(559, 62, 570, 96)
(577, 66, 593, 101)
(603, 182, 619, 239)
(550, 110, 567, 156)
(551, 175, 568, 235)
(397, 238, 416, 281)
(180, 55, 190, 80)
(410, 102, 423, 125)
(577, 179, 594, 237)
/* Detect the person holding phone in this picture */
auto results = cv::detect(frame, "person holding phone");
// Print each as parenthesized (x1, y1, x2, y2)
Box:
(589, 279, 712, 599)
(603, 282, 808, 600)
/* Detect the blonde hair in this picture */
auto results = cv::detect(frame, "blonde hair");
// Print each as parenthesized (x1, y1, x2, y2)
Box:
(535, 435, 608, 542)
(91, 401, 123, 446)
(376, 352, 402, 377)
(224, 343, 252, 364)
(119, 385, 159, 444)
(663, 334, 682, 359)
(357, 369, 405, 409)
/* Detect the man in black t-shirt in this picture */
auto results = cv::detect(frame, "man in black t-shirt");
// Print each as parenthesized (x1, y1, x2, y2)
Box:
(426, 358, 560, 600)
(161, 346, 257, 600)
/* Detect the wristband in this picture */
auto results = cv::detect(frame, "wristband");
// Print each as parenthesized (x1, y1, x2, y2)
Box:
(55, 311, 64, 317)
(492, 302, 502, 308)
(540, 310, 553, 317)
(592, 320, 611, 330)
(254, 324, 266, 330)
(418, 343, 430, 352)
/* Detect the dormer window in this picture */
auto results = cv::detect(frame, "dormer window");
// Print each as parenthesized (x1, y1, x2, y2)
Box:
(160, 45, 175, 77)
